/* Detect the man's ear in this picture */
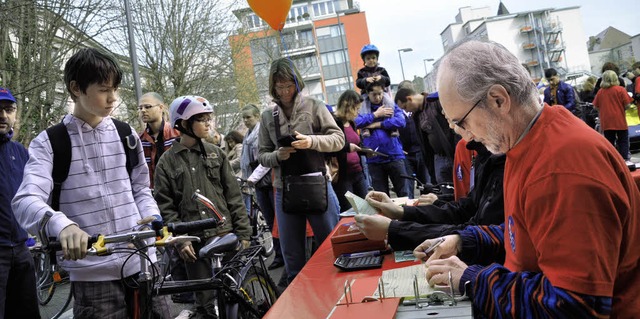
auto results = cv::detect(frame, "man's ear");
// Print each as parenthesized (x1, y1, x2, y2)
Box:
(488, 84, 510, 115)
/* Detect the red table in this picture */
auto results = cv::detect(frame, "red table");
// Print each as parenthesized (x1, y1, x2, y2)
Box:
(264, 218, 417, 318)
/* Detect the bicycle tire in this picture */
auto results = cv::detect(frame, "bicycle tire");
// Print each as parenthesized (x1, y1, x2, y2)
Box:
(32, 249, 56, 305)
(254, 209, 274, 257)
(236, 267, 278, 319)
(39, 281, 73, 319)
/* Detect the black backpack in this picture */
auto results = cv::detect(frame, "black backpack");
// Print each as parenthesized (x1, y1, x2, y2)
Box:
(46, 119, 139, 211)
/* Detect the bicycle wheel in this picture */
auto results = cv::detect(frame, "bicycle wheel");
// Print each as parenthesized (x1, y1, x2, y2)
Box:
(236, 267, 278, 318)
(38, 281, 73, 319)
(254, 209, 274, 257)
(32, 249, 56, 305)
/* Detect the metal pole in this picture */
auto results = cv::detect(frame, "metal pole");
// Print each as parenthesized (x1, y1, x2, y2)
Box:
(336, 12, 352, 89)
(124, 0, 142, 101)
(398, 50, 406, 81)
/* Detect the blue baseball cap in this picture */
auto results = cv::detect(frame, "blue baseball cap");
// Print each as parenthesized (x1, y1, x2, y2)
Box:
(0, 87, 16, 103)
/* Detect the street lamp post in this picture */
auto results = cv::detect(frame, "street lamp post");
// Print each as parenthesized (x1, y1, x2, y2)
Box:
(423, 58, 434, 76)
(397, 48, 413, 81)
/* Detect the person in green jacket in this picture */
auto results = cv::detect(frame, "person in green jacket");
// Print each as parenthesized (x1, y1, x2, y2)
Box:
(154, 95, 251, 318)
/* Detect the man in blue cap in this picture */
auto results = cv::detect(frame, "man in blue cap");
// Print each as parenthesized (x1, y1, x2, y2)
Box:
(0, 87, 40, 318)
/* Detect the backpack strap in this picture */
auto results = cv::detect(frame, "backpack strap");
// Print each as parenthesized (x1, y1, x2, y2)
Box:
(45, 119, 140, 211)
(45, 123, 71, 212)
(112, 119, 139, 177)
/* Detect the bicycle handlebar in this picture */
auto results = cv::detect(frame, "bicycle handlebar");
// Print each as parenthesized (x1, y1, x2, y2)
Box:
(165, 218, 220, 235)
(43, 218, 219, 255)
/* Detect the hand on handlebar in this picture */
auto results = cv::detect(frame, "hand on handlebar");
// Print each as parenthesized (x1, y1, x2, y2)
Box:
(59, 224, 90, 261)
(179, 241, 198, 263)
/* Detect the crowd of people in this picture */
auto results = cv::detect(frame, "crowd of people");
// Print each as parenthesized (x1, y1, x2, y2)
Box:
(1, 38, 640, 319)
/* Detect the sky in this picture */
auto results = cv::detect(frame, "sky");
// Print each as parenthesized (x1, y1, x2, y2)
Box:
(356, 0, 640, 83)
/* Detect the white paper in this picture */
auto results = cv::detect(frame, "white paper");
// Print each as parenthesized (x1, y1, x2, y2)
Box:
(373, 264, 435, 298)
(344, 191, 377, 215)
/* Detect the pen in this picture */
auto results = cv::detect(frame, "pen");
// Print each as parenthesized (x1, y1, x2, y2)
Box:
(422, 237, 445, 255)
(342, 250, 380, 258)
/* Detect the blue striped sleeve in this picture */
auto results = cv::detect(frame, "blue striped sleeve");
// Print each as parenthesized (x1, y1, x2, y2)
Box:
(457, 224, 506, 265)
(460, 263, 611, 318)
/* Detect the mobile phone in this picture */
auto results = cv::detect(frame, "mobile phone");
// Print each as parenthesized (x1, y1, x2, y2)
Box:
(277, 134, 297, 147)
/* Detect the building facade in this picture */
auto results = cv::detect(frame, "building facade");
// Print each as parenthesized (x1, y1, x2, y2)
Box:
(425, 6, 592, 92)
(230, 0, 370, 106)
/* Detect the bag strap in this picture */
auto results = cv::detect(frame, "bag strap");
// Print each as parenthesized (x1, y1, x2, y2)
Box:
(45, 123, 71, 211)
(272, 107, 282, 141)
(272, 107, 284, 180)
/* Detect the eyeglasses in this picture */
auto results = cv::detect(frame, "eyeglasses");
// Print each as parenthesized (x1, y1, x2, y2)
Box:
(137, 104, 160, 111)
(193, 116, 212, 123)
(275, 84, 295, 93)
(0, 105, 17, 114)
(451, 97, 483, 130)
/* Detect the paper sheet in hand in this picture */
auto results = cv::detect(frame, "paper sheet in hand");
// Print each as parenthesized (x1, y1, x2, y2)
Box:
(344, 191, 377, 215)
(373, 264, 435, 298)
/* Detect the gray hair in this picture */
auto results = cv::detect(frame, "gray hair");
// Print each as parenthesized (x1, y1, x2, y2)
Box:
(437, 40, 538, 108)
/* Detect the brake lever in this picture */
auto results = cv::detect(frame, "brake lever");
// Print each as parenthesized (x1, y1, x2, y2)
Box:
(164, 235, 201, 247)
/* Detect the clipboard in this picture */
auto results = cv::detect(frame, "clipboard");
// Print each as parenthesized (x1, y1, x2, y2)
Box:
(359, 147, 389, 157)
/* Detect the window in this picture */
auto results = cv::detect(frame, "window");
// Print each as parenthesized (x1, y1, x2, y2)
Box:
(312, 1, 335, 17)
(287, 5, 309, 22)
(320, 51, 348, 66)
(245, 14, 266, 29)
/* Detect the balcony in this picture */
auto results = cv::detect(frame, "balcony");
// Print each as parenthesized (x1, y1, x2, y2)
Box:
(282, 15, 313, 31)
(520, 25, 533, 33)
(524, 59, 539, 67)
(281, 40, 316, 57)
(522, 42, 537, 50)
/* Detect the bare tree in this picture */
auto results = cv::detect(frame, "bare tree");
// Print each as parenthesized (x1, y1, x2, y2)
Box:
(103, 0, 251, 134)
(0, 0, 121, 145)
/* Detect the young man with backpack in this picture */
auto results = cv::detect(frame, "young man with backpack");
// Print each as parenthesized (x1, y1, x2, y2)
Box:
(12, 48, 170, 318)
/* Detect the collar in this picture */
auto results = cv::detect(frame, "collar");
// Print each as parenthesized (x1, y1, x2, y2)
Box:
(511, 104, 544, 149)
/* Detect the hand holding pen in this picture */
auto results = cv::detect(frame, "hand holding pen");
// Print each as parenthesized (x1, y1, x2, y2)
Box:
(413, 235, 461, 263)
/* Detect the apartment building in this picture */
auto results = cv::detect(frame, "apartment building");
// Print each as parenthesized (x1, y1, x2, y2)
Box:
(230, 0, 370, 106)
(425, 5, 591, 92)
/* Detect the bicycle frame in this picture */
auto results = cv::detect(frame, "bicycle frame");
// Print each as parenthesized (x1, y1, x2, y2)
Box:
(155, 245, 274, 319)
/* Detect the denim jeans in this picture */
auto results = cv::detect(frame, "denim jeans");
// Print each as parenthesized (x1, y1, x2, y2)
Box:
(368, 159, 411, 197)
(275, 182, 340, 282)
(333, 171, 370, 212)
(604, 129, 630, 160)
(0, 244, 40, 319)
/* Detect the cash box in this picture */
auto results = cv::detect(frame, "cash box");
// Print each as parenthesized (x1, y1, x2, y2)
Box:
(330, 222, 386, 257)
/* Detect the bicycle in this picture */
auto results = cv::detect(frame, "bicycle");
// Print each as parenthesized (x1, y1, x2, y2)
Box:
(237, 177, 274, 258)
(401, 174, 455, 202)
(30, 241, 73, 319)
(40, 192, 279, 319)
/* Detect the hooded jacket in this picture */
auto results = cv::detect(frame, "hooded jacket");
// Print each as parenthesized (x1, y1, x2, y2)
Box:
(12, 115, 160, 281)
(355, 96, 406, 164)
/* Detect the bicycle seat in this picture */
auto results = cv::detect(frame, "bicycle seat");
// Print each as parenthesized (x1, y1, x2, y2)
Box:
(199, 233, 239, 259)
